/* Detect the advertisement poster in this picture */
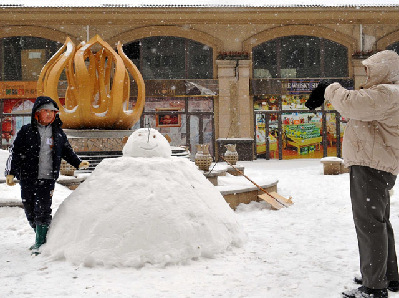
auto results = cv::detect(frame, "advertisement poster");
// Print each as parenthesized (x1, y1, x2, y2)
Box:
(156, 108, 181, 128)
(255, 113, 277, 157)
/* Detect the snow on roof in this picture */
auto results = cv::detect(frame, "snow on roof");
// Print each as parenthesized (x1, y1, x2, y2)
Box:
(2, 0, 399, 8)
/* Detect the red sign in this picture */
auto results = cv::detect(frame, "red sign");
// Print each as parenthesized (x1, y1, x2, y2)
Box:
(0, 81, 37, 99)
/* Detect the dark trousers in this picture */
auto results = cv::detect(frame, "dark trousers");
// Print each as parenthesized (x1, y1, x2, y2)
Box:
(20, 179, 55, 228)
(350, 165, 399, 289)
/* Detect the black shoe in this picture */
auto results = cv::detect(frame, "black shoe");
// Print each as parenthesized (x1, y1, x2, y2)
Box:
(342, 286, 387, 298)
(354, 276, 362, 285)
(354, 276, 399, 292)
(388, 280, 399, 292)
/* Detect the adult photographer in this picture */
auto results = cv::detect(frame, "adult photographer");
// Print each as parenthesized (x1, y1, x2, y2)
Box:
(306, 50, 399, 298)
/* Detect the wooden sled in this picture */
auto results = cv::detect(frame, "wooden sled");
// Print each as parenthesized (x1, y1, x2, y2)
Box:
(258, 192, 293, 210)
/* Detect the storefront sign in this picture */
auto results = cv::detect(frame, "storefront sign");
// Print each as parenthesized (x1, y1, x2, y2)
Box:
(284, 79, 353, 94)
(285, 80, 319, 94)
(251, 79, 353, 96)
(0, 81, 37, 99)
(285, 79, 354, 94)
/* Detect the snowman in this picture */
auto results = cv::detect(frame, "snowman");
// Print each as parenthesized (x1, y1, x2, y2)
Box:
(122, 127, 172, 158)
(42, 128, 245, 267)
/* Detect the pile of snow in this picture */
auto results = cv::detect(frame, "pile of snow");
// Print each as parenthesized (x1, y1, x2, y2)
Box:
(0, 149, 9, 171)
(320, 156, 343, 162)
(5, 157, 399, 297)
(43, 128, 245, 267)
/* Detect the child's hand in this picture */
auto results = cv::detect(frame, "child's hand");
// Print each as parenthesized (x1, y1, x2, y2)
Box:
(6, 175, 15, 186)
(79, 161, 90, 169)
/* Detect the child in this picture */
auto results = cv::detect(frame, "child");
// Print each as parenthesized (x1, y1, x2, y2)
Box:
(5, 95, 89, 254)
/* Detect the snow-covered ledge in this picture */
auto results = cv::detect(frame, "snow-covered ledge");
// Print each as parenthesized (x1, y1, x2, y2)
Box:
(217, 181, 278, 210)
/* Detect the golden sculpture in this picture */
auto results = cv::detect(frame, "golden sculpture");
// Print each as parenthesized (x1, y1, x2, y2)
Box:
(37, 35, 145, 129)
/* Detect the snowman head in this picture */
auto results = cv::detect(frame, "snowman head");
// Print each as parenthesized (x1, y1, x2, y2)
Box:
(123, 128, 172, 158)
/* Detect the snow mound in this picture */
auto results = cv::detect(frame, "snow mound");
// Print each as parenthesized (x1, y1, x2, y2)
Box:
(42, 156, 245, 267)
(0, 149, 10, 169)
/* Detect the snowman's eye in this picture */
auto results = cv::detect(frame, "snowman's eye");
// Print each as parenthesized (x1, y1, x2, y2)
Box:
(153, 135, 156, 138)
(138, 134, 142, 136)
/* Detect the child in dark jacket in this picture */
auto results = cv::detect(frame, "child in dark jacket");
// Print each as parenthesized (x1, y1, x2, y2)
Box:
(5, 96, 89, 254)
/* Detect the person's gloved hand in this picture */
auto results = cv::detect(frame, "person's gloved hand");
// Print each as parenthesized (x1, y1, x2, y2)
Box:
(79, 161, 90, 169)
(305, 81, 331, 110)
(6, 175, 15, 186)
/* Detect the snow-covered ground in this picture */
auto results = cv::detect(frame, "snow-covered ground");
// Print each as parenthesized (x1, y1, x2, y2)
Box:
(2, 150, 399, 297)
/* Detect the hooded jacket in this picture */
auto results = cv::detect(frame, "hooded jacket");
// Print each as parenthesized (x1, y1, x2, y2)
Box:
(5, 96, 81, 180)
(325, 50, 399, 175)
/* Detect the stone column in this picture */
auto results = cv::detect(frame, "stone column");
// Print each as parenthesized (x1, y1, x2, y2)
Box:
(216, 59, 252, 139)
(237, 60, 252, 138)
(216, 60, 238, 139)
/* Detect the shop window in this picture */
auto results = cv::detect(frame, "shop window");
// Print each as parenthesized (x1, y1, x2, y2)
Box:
(280, 36, 321, 78)
(122, 37, 213, 80)
(188, 97, 213, 112)
(187, 42, 213, 79)
(253, 78, 352, 160)
(0, 36, 62, 81)
(253, 36, 348, 79)
(253, 40, 278, 78)
(324, 39, 348, 77)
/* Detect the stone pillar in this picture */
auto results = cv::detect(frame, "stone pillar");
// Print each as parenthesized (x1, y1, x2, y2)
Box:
(216, 60, 238, 139)
(216, 59, 252, 139)
(352, 58, 367, 90)
(237, 60, 252, 138)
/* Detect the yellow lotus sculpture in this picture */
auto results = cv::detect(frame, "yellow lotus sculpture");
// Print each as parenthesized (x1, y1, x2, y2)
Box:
(37, 35, 145, 129)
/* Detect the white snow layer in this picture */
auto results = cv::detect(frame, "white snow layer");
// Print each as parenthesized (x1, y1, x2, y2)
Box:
(4, 148, 399, 297)
(42, 130, 245, 267)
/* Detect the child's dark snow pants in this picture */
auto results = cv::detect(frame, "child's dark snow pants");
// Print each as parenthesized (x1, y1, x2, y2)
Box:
(350, 165, 399, 289)
(20, 179, 55, 228)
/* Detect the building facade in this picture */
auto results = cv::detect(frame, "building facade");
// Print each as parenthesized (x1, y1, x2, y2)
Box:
(1, 5, 399, 159)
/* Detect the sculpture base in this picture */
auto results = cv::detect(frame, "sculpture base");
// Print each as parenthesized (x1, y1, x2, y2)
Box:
(61, 129, 133, 175)
(64, 129, 133, 152)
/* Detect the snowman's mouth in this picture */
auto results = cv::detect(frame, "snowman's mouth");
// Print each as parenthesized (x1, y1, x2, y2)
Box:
(140, 144, 158, 150)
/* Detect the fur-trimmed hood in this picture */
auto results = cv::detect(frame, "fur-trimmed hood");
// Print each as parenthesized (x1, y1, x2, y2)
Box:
(361, 50, 399, 89)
